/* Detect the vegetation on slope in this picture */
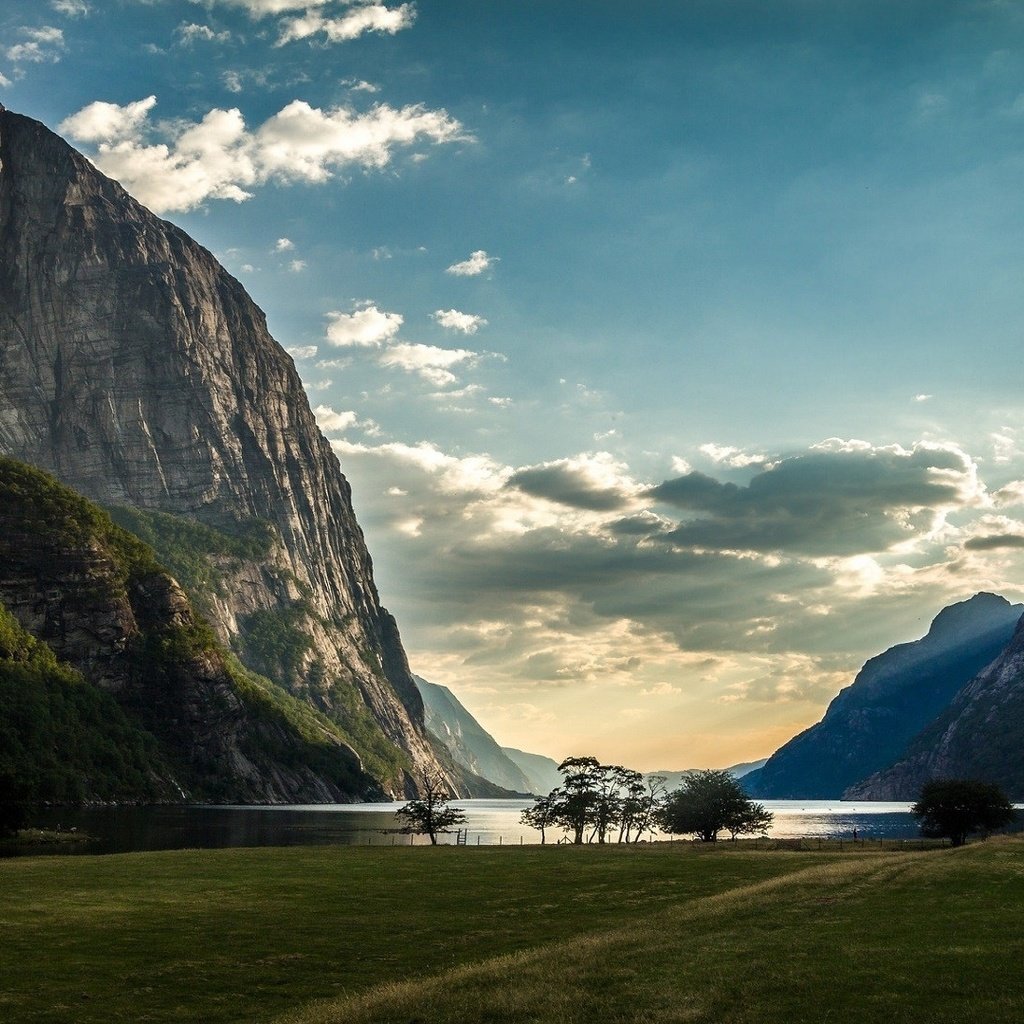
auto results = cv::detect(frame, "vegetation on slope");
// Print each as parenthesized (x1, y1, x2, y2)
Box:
(0, 604, 170, 805)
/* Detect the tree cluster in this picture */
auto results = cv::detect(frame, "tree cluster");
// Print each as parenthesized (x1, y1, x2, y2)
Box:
(520, 758, 773, 845)
(911, 778, 1015, 847)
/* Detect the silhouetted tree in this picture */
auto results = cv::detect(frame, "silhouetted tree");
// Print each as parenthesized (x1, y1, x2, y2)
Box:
(395, 770, 466, 845)
(724, 801, 774, 841)
(911, 779, 1014, 847)
(658, 769, 759, 843)
(519, 791, 558, 844)
(0, 772, 28, 839)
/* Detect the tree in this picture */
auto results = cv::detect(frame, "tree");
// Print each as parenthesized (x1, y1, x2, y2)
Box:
(724, 801, 774, 841)
(395, 770, 466, 845)
(658, 769, 766, 843)
(520, 791, 558, 844)
(911, 778, 1015, 847)
(0, 771, 28, 839)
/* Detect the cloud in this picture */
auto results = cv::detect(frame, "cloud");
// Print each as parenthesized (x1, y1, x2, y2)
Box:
(963, 533, 1024, 551)
(176, 23, 232, 46)
(289, 259, 307, 272)
(914, 393, 933, 403)
(275, 237, 295, 251)
(325, 304, 403, 347)
(59, 95, 157, 143)
(698, 443, 766, 469)
(446, 250, 496, 276)
(286, 345, 318, 360)
(646, 441, 984, 556)
(51, 0, 90, 15)
(59, 96, 467, 213)
(7, 26, 65, 64)
(276, 3, 415, 46)
(432, 309, 488, 334)
(379, 343, 477, 387)
(508, 453, 638, 512)
(0, 74, 10, 88)
(313, 405, 357, 433)
(222, 71, 243, 94)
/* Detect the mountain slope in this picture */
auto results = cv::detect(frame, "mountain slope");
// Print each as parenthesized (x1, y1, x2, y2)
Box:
(414, 677, 533, 794)
(0, 106, 448, 796)
(501, 748, 564, 795)
(0, 457, 381, 802)
(846, 615, 1024, 799)
(743, 593, 1022, 799)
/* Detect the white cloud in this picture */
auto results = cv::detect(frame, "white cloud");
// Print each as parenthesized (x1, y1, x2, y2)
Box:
(59, 95, 157, 143)
(207, 0, 335, 14)
(51, 0, 90, 16)
(325, 304, 403, 347)
(698, 443, 766, 468)
(432, 309, 488, 334)
(289, 259, 307, 272)
(379, 343, 477, 387)
(277, 3, 415, 47)
(275, 237, 295, 251)
(313, 405, 357, 433)
(176, 23, 231, 45)
(305, 378, 333, 391)
(286, 345, 318, 360)
(0, 73, 11, 88)
(7, 26, 65, 64)
(346, 79, 380, 94)
(446, 250, 497, 276)
(222, 71, 243, 94)
(59, 97, 467, 214)
(914, 393, 933, 403)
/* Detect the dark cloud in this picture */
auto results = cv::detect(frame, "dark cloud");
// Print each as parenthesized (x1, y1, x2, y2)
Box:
(507, 463, 630, 511)
(608, 511, 671, 536)
(964, 533, 1024, 551)
(646, 446, 971, 555)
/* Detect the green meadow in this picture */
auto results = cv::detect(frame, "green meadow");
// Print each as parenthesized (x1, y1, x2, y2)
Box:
(2, 840, 1022, 1024)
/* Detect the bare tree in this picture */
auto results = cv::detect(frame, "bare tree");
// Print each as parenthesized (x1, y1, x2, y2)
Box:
(395, 770, 466, 845)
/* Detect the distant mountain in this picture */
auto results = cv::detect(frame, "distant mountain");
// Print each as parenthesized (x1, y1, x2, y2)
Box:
(847, 615, 1024, 800)
(502, 748, 564, 795)
(743, 594, 1023, 799)
(652, 760, 768, 793)
(414, 677, 534, 794)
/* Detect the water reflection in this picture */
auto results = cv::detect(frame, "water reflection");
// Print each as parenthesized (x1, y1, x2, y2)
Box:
(15, 798, 935, 856)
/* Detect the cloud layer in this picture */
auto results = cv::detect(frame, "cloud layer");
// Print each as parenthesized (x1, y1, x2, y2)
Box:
(60, 96, 467, 212)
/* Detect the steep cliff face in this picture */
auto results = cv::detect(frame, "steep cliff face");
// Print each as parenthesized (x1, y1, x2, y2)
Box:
(743, 593, 1023, 799)
(0, 457, 378, 802)
(0, 107, 446, 796)
(846, 616, 1024, 800)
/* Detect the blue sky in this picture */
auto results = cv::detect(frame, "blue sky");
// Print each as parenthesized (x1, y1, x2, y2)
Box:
(6, 0, 1024, 768)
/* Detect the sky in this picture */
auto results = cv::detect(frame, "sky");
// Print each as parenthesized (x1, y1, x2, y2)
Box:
(6, 0, 1024, 770)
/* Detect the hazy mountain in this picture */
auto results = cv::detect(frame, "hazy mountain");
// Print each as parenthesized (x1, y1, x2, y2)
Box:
(414, 677, 534, 794)
(0, 458, 378, 803)
(651, 760, 769, 793)
(0, 107, 452, 796)
(501, 748, 564, 796)
(743, 594, 1023, 799)
(847, 615, 1024, 800)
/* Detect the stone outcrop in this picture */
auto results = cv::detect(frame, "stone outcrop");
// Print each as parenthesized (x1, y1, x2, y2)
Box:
(743, 593, 1023, 799)
(0, 457, 376, 802)
(0, 107, 450, 796)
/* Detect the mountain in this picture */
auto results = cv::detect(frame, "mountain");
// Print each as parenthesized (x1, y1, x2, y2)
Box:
(742, 594, 1023, 799)
(0, 106, 450, 796)
(846, 615, 1024, 800)
(501, 748, 564, 796)
(0, 458, 378, 803)
(414, 677, 535, 794)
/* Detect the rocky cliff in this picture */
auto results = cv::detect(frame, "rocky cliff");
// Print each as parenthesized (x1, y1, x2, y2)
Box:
(846, 615, 1024, 800)
(0, 457, 377, 803)
(0, 106, 448, 796)
(743, 593, 1023, 799)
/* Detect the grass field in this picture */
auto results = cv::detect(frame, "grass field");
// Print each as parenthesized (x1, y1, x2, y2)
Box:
(2, 839, 1022, 1023)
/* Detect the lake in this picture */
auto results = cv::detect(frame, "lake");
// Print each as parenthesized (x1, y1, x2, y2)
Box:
(19, 798, 929, 855)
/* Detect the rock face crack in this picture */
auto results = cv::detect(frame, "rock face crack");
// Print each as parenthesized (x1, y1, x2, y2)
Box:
(0, 106, 449, 797)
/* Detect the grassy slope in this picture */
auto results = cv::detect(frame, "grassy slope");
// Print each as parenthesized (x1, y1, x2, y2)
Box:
(3, 841, 1024, 1024)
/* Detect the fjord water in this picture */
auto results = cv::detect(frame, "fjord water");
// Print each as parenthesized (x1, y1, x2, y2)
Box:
(24, 799, 923, 855)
